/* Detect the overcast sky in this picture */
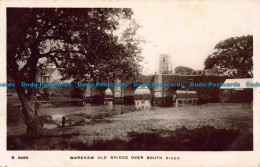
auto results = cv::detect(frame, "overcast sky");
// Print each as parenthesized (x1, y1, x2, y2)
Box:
(130, 1, 255, 75)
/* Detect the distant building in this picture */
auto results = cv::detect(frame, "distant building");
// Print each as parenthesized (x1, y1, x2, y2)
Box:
(36, 67, 72, 83)
(159, 54, 173, 74)
(36, 68, 56, 82)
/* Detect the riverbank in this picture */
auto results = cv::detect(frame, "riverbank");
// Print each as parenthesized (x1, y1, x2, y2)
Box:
(7, 103, 253, 150)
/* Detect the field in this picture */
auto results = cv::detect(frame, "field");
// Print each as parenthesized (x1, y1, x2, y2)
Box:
(7, 103, 253, 151)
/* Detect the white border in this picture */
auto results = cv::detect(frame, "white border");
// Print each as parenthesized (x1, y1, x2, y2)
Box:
(0, 0, 260, 167)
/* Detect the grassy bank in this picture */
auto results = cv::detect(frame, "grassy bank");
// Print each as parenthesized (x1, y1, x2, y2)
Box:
(7, 103, 253, 150)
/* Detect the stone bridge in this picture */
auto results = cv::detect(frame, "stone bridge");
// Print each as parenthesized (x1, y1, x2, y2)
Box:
(71, 74, 227, 106)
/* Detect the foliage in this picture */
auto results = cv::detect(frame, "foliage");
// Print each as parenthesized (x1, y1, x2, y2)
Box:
(7, 8, 143, 83)
(204, 35, 253, 77)
(174, 66, 193, 74)
(7, 8, 143, 132)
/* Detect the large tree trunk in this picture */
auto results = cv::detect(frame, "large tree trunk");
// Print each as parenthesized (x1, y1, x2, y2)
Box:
(16, 84, 42, 133)
(13, 49, 43, 133)
(21, 98, 42, 133)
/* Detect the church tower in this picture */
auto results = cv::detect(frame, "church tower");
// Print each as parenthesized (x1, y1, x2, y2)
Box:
(159, 54, 172, 74)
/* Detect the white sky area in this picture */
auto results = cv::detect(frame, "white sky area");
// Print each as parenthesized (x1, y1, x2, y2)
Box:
(129, 1, 255, 75)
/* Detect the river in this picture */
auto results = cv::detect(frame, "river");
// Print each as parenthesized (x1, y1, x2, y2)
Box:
(7, 99, 152, 136)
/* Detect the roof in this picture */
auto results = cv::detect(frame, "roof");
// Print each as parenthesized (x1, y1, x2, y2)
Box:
(220, 78, 253, 89)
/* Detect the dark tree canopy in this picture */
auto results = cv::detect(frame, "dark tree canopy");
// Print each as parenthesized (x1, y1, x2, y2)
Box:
(174, 66, 194, 74)
(204, 35, 253, 78)
(7, 8, 143, 133)
(7, 8, 143, 82)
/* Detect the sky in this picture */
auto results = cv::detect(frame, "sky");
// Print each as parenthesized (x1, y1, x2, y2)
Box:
(129, 1, 255, 75)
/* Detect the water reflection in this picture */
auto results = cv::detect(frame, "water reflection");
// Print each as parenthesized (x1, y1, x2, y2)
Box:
(52, 114, 65, 120)
(8, 97, 153, 135)
(104, 98, 151, 111)
(104, 99, 114, 110)
(43, 123, 57, 129)
(39, 98, 152, 129)
(39, 100, 84, 108)
(135, 99, 151, 110)
(134, 86, 151, 110)
(40, 101, 137, 129)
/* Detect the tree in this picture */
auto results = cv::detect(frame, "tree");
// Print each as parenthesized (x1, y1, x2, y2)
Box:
(174, 66, 194, 74)
(7, 8, 143, 133)
(204, 35, 253, 78)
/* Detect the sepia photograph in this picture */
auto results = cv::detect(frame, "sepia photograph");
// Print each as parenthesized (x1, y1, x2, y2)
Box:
(1, 0, 260, 166)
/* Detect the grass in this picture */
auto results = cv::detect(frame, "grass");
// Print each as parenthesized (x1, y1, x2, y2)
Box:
(7, 103, 253, 150)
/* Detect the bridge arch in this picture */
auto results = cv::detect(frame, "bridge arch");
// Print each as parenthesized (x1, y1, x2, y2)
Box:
(163, 86, 184, 106)
(71, 88, 84, 99)
(124, 82, 153, 104)
(92, 87, 114, 104)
